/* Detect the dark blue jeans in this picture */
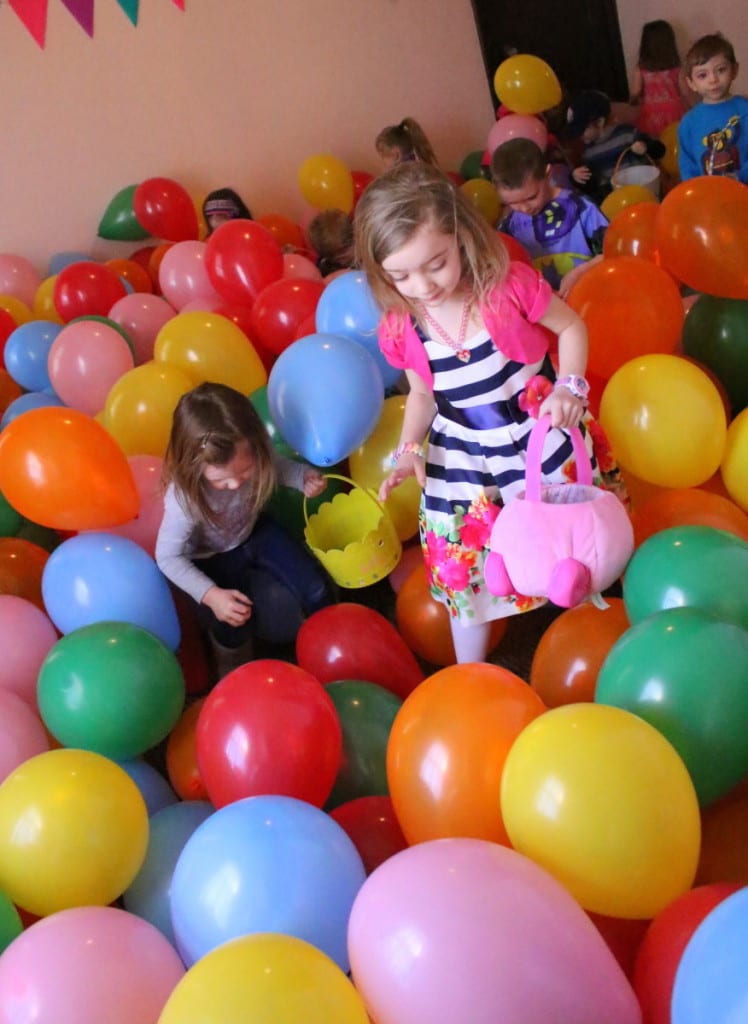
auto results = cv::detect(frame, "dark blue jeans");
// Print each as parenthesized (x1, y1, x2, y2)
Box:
(200, 516, 336, 647)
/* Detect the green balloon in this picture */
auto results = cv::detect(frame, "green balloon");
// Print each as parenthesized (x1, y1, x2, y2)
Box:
(460, 150, 491, 182)
(98, 184, 151, 242)
(0, 490, 22, 538)
(596, 608, 748, 805)
(682, 295, 748, 415)
(250, 385, 298, 459)
(14, 519, 62, 552)
(38, 621, 185, 760)
(70, 315, 135, 358)
(267, 474, 347, 544)
(324, 679, 402, 810)
(0, 891, 22, 955)
(623, 526, 748, 630)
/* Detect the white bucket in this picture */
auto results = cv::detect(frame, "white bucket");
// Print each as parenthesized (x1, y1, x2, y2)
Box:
(613, 163, 662, 198)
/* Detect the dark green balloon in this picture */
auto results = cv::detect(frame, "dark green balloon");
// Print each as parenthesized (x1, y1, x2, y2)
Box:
(324, 679, 402, 810)
(0, 891, 22, 955)
(0, 490, 22, 538)
(250, 385, 298, 459)
(37, 621, 185, 760)
(98, 184, 151, 242)
(623, 525, 748, 630)
(596, 607, 748, 805)
(460, 150, 491, 182)
(14, 520, 62, 552)
(267, 474, 347, 544)
(682, 295, 748, 415)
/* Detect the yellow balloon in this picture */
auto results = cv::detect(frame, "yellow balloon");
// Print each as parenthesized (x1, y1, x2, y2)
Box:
(298, 154, 354, 214)
(501, 704, 700, 918)
(721, 408, 748, 511)
(33, 276, 64, 324)
(0, 748, 148, 916)
(154, 311, 267, 395)
(600, 185, 659, 221)
(599, 355, 727, 487)
(493, 54, 562, 115)
(659, 121, 681, 180)
(459, 178, 501, 226)
(158, 933, 369, 1024)
(349, 395, 421, 541)
(104, 360, 195, 457)
(0, 294, 33, 326)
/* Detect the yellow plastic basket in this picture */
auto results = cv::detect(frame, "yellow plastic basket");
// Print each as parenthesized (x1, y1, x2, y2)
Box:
(304, 474, 402, 588)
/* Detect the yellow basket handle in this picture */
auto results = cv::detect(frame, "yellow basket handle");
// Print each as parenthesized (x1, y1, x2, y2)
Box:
(302, 473, 387, 528)
(612, 144, 658, 186)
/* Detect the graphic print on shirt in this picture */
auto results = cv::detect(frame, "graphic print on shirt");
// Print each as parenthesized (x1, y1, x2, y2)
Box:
(702, 114, 741, 176)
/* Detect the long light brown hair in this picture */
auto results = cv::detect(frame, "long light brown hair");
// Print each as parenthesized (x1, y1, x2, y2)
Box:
(162, 382, 276, 526)
(375, 117, 439, 167)
(354, 162, 509, 319)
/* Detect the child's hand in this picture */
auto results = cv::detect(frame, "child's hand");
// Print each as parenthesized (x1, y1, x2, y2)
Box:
(572, 165, 592, 184)
(203, 586, 253, 626)
(538, 387, 585, 430)
(303, 470, 326, 498)
(558, 266, 585, 299)
(631, 140, 647, 156)
(378, 453, 425, 502)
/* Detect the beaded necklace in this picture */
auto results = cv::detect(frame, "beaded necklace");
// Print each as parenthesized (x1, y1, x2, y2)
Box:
(418, 296, 472, 362)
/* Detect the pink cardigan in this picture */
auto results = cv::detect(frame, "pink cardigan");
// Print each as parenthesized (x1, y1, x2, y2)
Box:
(378, 262, 553, 389)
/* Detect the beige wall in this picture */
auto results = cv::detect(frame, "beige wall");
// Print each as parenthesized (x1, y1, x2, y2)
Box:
(1, 0, 494, 269)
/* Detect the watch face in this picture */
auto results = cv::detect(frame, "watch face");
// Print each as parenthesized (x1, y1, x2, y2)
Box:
(572, 375, 590, 396)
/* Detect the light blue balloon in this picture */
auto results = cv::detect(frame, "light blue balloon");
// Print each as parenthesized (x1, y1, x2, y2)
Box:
(315, 270, 401, 389)
(672, 887, 748, 1023)
(1, 390, 66, 430)
(123, 800, 213, 944)
(48, 251, 92, 275)
(170, 794, 366, 969)
(41, 532, 181, 649)
(3, 321, 63, 392)
(268, 332, 383, 466)
(118, 759, 179, 817)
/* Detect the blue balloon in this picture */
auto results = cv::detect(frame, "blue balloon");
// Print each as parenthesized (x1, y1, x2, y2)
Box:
(118, 759, 179, 816)
(41, 532, 181, 649)
(3, 321, 63, 392)
(123, 800, 213, 944)
(268, 332, 384, 466)
(672, 887, 748, 1023)
(315, 270, 401, 389)
(1, 390, 66, 430)
(48, 251, 92, 275)
(170, 794, 366, 969)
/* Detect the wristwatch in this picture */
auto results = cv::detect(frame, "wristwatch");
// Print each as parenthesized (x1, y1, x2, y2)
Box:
(554, 374, 590, 401)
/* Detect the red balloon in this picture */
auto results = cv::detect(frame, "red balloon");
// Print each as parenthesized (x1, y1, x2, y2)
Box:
(53, 262, 127, 323)
(588, 912, 650, 981)
(498, 232, 533, 266)
(249, 278, 325, 355)
(633, 883, 741, 1024)
(128, 245, 159, 273)
(195, 658, 342, 808)
(351, 170, 375, 207)
(133, 177, 199, 243)
(0, 369, 22, 414)
(0, 537, 50, 611)
(0, 308, 16, 365)
(330, 796, 408, 875)
(205, 220, 284, 306)
(296, 603, 425, 701)
(293, 312, 317, 342)
(214, 302, 275, 372)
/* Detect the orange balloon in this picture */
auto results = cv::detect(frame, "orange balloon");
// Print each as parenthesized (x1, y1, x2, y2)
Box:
(602, 203, 660, 263)
(0, 537, 50, 611)
(697, 795, 748, 886)
(105, 258, 153, 294)
(655, 176, 748, 299)
(166, 699, 209, 801)
(147, 243, 174, 294)
(257, 214, 306, 252)
(530, 598, 630, 707)
(632, 488, 748, 548)
(0, 407, 139, 530)
(619, 469, 664, 511)
(395, 565, 506, 666)
(567, 257, 683, 380)
(0, 370, 22, 417)
(386, 662, 546, 845)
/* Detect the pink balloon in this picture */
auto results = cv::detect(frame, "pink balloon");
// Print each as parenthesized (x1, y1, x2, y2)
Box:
(283, 253, 323, 281)
(0, 595, 58, 707)
(104, 454, 164, 556)
(0, 253, 42, 307)
(388, 541, 424, 594)
(158, 240, 222, 311)
(179, 295, 224, 313)
(108, 293, 176, 366)
(487, 114, 548, 156)
(0, 905, 185, 1024)
(48, 320, 135, 415)
(0, 689, 50, 784)
(348, 839, 641, 1024)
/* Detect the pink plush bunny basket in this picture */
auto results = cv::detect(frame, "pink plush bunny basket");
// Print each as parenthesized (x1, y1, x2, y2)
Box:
(485, 415, 634, 607)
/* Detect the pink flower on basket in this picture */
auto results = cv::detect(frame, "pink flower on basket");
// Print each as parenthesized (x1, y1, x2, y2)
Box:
(460, 494, 500, 550)
(518, 375, 553, 419)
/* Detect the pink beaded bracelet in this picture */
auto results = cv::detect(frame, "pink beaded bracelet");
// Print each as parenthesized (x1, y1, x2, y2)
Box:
(390, 442, 426, 466)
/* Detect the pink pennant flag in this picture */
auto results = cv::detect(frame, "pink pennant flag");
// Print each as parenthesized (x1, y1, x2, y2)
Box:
(170, 0, 186, 9)
(9, 0, 50, 48)
(59, 0, 95, 36)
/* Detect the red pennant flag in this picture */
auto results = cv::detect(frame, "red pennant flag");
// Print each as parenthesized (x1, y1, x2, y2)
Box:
(59, 0, 95, 36)
(113, 0, 139, 24)
(9, 0, 50, 48)
(171, 0, 186, 9)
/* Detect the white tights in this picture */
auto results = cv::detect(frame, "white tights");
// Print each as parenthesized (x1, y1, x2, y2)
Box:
(449, 618, 492, 664)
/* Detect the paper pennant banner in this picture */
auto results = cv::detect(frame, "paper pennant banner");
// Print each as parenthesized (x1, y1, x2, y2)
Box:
(114, 0, 140, 25)
(9, 0, 50, 48)
(170, 0, 186, 9)
(60, 0, 95, 36)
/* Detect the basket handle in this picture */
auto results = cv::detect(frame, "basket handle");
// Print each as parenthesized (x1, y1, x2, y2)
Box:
(525, 415, 593, 502)
(302, 473, 387, 528)
(612, 144, 657, 186)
